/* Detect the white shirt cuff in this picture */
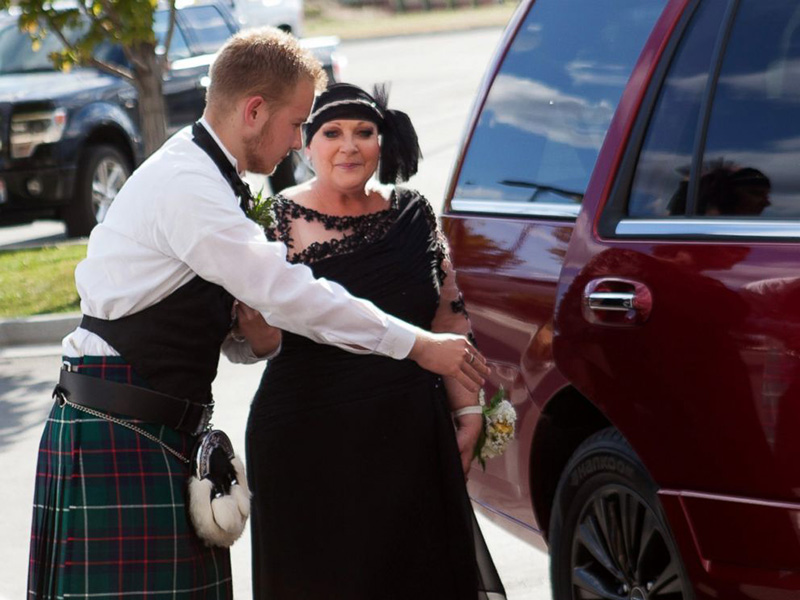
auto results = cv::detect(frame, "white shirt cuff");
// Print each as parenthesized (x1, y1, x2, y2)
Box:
(376, 316, 420, 360)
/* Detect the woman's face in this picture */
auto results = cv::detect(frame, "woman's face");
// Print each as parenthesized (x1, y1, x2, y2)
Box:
(307, 119, 380, 192)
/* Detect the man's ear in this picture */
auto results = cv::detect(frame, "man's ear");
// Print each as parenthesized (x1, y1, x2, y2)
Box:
(242, 96, 269, 129)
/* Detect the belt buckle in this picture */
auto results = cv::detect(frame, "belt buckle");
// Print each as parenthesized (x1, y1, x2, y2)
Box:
(53, 361, 73, 407)
(52, 385, 68, 407)
(194, 401, 214, 436)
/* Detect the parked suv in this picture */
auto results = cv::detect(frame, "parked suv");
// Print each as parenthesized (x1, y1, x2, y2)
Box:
(443, 0, 800, 598)
(0, 3, 338, 237)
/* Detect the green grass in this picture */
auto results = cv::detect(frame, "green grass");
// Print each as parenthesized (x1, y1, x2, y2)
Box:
(304, 1, 517, 39)
(0, 244, 85, 318)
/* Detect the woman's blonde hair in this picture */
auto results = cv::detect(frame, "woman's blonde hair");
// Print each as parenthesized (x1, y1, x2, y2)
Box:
(207, 27, 328, 113)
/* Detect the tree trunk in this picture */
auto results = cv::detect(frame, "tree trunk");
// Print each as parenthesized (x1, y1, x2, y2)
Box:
(131, 43, 168, 157)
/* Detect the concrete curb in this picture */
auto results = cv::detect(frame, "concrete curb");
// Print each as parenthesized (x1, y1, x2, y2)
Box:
(0, 313, 80, 347)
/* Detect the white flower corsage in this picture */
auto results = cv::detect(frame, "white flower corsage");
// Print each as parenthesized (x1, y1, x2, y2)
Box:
(474, 387, 517, 470)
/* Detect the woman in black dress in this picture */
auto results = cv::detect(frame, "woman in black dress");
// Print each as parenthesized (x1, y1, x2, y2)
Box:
(244, 83, 506, 600)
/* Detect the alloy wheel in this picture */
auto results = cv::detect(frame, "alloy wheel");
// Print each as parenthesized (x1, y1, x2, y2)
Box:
(570, 484, 686, 599)
(91, 157, 128, 223)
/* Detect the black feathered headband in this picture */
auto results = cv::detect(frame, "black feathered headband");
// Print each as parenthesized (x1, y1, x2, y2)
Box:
(303, 82, 421, 184)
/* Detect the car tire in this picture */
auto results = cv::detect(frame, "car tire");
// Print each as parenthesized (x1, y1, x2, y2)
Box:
(549, 428, 693, 600)
(64, 144, 131, 238)
(268, 151, 314, 194)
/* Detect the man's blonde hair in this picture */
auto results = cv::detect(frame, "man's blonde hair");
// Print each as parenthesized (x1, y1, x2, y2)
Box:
(207, 27, 328, 113)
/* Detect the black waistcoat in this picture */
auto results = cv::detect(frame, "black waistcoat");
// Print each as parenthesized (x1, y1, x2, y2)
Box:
(81, 278, 233, 401)
(80, 122, 255, 402)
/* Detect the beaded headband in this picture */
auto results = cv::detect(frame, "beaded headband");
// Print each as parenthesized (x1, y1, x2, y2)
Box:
(306, 98, 384, 126)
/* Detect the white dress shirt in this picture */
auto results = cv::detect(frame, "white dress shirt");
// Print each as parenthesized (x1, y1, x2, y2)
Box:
(62, 119, 420, 360)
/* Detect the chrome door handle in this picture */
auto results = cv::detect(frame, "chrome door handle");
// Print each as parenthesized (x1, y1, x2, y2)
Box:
(586, 292, 634, 312)
(582, 278, 652, 325)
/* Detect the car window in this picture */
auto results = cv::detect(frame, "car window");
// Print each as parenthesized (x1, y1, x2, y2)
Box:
(154, 11, 192, 61)
(0, 21, 85, 74)
(179, 5, 234, 56)
(453, 0, 665, 217)
(626, 0, 729, 218)
(697, 0, 800, 219)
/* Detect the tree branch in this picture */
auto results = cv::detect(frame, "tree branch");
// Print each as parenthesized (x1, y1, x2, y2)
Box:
(41, 12, 73, 48)
(93, 0, 150, 72)
(41, 11, 134, 80)
(161, 0, 177, 65)
(85, 55, 134, 80)
(94, 0, 125, 33)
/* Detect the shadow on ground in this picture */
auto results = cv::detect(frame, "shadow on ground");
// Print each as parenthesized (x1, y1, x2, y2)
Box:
(0, 360, 55, 446)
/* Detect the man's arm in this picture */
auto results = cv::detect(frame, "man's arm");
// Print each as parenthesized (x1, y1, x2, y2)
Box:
(159, 179, 487, 388)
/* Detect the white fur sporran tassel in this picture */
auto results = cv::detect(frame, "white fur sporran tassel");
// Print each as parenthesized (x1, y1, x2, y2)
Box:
(188, 454, 251, 547)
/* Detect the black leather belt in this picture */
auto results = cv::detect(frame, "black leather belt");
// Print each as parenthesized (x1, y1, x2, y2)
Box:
(53, 365, 213, 436)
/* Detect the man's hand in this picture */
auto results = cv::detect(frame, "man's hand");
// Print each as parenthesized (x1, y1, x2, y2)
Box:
(408, 331, 488, 392)
(233, 301, 282, 357)
(455, 413, 482, 478)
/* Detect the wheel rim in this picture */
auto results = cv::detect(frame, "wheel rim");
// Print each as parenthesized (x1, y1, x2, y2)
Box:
(570, 484, 687, 599)
(91, 157, 128, 223)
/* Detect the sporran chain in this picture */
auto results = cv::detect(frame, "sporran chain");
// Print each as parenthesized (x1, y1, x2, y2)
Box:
(58, 396, 191, 464)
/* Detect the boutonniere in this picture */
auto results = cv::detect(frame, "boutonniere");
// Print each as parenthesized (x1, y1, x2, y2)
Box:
(245, 189, 276, 230)
(475, 387, 517, 470)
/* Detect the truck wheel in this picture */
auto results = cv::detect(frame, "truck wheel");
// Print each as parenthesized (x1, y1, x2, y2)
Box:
(268, 151, 313, 194)
(65, 144, 131, 238)
(549, 428, 692, 600)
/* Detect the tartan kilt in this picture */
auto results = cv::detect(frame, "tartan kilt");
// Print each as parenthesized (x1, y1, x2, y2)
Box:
(28, 356, 233, 599)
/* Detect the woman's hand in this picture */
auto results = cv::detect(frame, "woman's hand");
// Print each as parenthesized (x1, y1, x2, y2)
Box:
(408, 331, 489, 392)
(454, 413, 483, 478)
(233, 301, 282, 357)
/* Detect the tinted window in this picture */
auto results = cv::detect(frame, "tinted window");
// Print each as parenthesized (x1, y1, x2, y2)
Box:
(155, 11, 191, 61)
(0, 21, 85, 74)
(454, 0, 665, 213)
(627, 0, 728, 218)
(179, 5, 233, 56)
(698, 0, 800, 218)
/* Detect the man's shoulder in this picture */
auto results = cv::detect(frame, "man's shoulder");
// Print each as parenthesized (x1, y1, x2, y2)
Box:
(126, 130, 227, 194)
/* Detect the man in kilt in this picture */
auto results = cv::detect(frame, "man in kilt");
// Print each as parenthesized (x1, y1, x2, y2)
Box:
(27, 28, 489, 599)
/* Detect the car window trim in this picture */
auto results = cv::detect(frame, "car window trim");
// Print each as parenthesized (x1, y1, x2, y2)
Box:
(684, 0, 741, 216)
(450, 198, 581, 219)
(597, 0, 747, 238)
(596, 0, 704, 236)
(616, 218, 800, 239)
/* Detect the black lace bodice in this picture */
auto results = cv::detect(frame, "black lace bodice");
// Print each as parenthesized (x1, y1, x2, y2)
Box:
(266, 189, 446, 286)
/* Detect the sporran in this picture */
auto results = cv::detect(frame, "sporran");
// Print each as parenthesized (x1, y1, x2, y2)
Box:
(188, 429, 251, 547)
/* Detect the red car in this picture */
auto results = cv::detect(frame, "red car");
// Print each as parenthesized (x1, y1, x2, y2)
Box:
(443, 0, 800, 598)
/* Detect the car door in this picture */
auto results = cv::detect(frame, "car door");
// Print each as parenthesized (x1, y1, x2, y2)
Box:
(441, 0, 666, 530)
(555, 0, 800, 574)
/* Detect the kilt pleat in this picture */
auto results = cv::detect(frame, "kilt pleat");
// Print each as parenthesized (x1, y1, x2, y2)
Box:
(28, 356, 233, 599)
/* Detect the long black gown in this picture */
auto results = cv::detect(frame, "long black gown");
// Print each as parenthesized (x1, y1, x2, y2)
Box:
(246, 188, 506, 600)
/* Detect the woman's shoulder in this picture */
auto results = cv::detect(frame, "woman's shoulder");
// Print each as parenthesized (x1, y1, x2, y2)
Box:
(394, 186, 424, 202)
(276, 179, 316, 200)
(394, 187, 438, 224)
(390, 186, 429, 211)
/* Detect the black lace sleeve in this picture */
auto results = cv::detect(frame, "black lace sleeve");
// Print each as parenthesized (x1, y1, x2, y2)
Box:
(262, 195, 294, 249)
(405, 188, 448, 289)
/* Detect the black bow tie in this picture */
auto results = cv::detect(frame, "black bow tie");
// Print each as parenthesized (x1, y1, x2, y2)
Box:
(191, 122, 255, 213)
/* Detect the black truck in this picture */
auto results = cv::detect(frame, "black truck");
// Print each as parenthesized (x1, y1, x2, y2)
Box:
(0, 3, 338, 237)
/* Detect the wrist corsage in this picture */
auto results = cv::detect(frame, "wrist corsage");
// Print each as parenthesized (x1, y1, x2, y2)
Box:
(474, 387, 517, 470)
